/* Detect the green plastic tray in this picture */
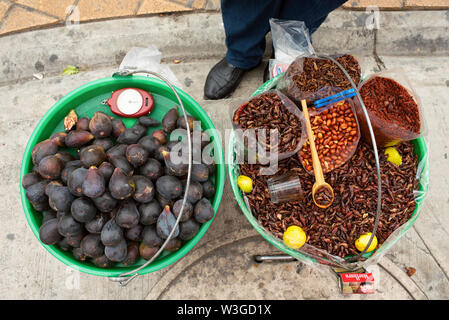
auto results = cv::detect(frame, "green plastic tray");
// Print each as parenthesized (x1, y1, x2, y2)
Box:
(228, 75, 429, 266)
(20, 75, 225, 277)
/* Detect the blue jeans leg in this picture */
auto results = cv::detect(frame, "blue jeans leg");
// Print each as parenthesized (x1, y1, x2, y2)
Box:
(222, 0, 347, 70)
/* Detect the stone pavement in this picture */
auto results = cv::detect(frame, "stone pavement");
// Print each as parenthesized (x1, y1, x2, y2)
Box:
(0, 9, 448, 299)
(1, 0, 449, 36)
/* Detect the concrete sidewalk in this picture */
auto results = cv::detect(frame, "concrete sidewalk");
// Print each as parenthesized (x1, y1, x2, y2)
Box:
(1, 0, 449, 36)
(0, 9, 448, 299)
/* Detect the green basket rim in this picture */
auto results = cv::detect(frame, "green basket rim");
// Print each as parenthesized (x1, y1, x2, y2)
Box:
(20, 75, 225, 277)
(227, 75, 429, 265)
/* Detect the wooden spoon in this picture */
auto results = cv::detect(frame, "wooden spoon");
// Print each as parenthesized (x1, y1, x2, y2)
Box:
(300, 99, 334, 208)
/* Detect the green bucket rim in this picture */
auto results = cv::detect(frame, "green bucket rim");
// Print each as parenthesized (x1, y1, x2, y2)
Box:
(20, 75, 225, 277)
(227, 75, 429, 265)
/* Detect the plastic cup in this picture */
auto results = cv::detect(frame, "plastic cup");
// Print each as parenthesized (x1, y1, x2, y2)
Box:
(267, 172, 304, 203)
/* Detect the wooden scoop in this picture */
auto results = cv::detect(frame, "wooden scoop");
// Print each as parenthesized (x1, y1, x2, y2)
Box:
(300, 100, 334, 209)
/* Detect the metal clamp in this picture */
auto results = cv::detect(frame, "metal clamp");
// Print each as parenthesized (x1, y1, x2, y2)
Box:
(108, 69, 192, 286)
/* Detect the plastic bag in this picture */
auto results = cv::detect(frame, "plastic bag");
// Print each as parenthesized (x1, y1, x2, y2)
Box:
(231, 90, 307, 163)
(270, 18, 315, 64)
(268, 59, 291, 79)
(268, 19, 314, 80)
(298, 99, 361, 174)
(119, 46, 183, 89)
(353, 69, 423, 147)
(278, 54, 362, 105)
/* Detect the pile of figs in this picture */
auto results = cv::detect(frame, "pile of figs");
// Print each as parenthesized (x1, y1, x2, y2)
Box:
(23, 107, 216, 268)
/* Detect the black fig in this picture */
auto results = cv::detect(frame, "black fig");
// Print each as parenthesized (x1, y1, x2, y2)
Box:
(72, 247, 87, 261)
(80, 234, 104, 258)
(42, 210, 57, 224)
(139, 201, 161, 225)
(122, 242, 140, 266)
(133, 175, 155, 203)
(191, 163, 209, 182)
(105, 238, 127, 262)
(139, 242, 159, 260)
(142, 225, 163, 247)
(116, 199, 140, 229)
(55, 151, 75, 165)
(101, 219, 124, 246)
(152, 129, 168, 145)
(31, 139, 58, 165)
(107, 144, 128, 158)
(61, 160, 82, 184)
(162, 107, 178, 133)
(22, 172, 42, 189)
(76, 117, 90, 131)
(109, 155, 134, 176)
(82, 166, 105, 198)
(45, 181, 63, 196)
(111, 118, 126, 138)
(67, 167, 87, 197)
(66, 232, 86, 248)
(202, 180, 216, 199)
(172, 199, 193, 222)
(38, 155, 63, 180)
(125, 224, 143, 242)
(71, 197, 97, 223)
(139, 158, 163, 181)
(50, 132, 67, 147)
(85, 214, 108, 234)
(139, 136, 161, 155)
(109, 167, 135, 200)
(117, 123, 146, 144)
(80, 145, 106, 168)
(138, 116, 160, 127)
(48, 186, 74, 212)
(156, 175, 182, 200)
(58, 214, 83, 237)
(186, 181, 203, 204)
(126, 144, 149, 168)
(160, 148, 188, 177)
(58, 237, 72, 251)
(65, 130, 94, 148)
(164, 238, 182, 252)
(98, 162, 114, 182)
(156, 205, 179, 239)
(93, 138, 114, 151)
(93, 255, 115, 268)
(39, 218, 62, 245)
(177, 115, 195, 131)
(91, 190, 117, 213)
(194, 198, 214, 223)
(179, 219, 200, 241)
(89, 111, 112, 138)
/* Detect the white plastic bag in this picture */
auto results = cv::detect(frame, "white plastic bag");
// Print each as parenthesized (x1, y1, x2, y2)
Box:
(119, 46, 183, 89)
(268, 18, 315, 80)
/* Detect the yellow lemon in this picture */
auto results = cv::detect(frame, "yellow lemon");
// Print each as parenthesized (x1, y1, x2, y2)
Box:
(355, 233, 378, 252)
(384, 140, 400, 147)
(237, 175, 253, 193)
(385, 147, 402, 166)
(283, 226, 307, 249)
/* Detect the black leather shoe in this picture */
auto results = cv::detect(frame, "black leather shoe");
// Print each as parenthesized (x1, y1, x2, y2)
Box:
(204, 58, 247, 100)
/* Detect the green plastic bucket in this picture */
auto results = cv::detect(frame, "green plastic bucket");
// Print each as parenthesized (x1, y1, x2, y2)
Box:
(20, 75, 225, 277)
(228, 75, 429, 265)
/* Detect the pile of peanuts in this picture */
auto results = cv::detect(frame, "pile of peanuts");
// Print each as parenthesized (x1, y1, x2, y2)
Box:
(299, 100, 359, 173)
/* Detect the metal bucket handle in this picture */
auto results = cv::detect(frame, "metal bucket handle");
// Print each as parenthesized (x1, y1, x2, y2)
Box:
(316, 55, 382, 265)
(108, 69, 192, 286)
